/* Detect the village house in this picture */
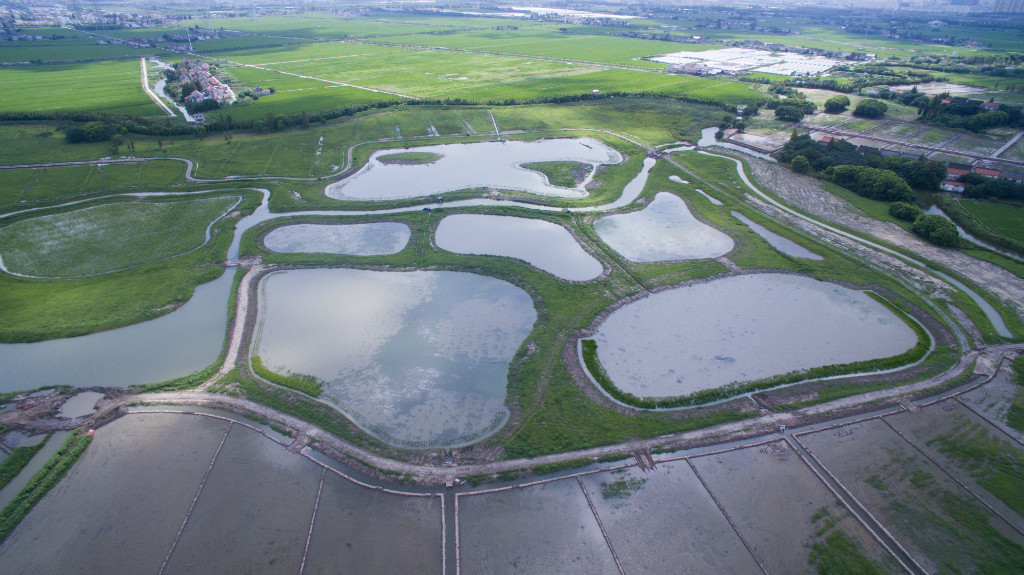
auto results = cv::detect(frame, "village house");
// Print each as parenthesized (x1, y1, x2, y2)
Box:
(939, 180, 966, 193)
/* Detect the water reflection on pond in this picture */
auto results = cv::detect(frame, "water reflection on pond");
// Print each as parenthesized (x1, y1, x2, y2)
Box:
(254, 268, 537, 448)
(263, 222, 411, 255)
(435, 214, 603, 281)
(594, 193, 734, 262)
(593, 273, 918, 398)
(325, 138, 622, 201)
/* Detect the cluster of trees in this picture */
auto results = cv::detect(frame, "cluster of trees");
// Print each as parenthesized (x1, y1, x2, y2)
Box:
(821, 165, 917, 203)
(888, 201, 924, 221)
(959, 173, 1024, 200)
(918, 94, 1023, 132)
(911, 214, 960, 246)
(824, 95, 850, 113)
(778, 135, 946, 190)
(768, 98, 817, 122)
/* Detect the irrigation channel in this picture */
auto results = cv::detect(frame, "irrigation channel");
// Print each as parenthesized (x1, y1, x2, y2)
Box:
(1, 127, 1023, 573)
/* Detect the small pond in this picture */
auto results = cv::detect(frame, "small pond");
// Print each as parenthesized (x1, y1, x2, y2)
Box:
(263, 222, 411, 255)
(592, 273, 918, 398)
(57, 391, 105, 419)
(669, 175, 723, 206)
(731, 211, 822, 260)
(0, 271, 232, 393)
(594, 192, 734, 262)
(325, 138, 622, 201)
(435, 214, 603, 281)
(253, 268, 537, 448)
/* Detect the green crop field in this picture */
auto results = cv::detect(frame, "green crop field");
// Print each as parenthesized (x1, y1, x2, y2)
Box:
(960, 200, 1024, 244)
(0, 160, 187, 209)
(0, 195, 238, 276)
(0, 59, 161, 116)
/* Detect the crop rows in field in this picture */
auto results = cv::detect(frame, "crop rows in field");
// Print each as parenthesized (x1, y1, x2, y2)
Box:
(0, 196, 238, 277)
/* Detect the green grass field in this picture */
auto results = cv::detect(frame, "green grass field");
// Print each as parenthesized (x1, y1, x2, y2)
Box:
(959, 200, 1024, 244)
(0, 195, 238, 276)
(0, 160, 187, 210)
(0, 59, 161, 116)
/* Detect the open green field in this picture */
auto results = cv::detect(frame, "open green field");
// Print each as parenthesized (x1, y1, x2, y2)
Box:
(0, 160, 187, 210)
(0, 33, 157, 63)
(0, 59, 161, 117)
(960, 200, 1024, 244)
(0, 195, 238, 277)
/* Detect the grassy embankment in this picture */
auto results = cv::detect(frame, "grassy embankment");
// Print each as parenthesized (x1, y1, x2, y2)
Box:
(520, 161, 588, 187)
(0, 429, 92, 544)
(0, 436, 50, 490)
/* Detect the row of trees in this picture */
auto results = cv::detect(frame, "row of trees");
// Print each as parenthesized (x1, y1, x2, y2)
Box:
(821, 165, 917, 203)
(778, 135, 947, 190)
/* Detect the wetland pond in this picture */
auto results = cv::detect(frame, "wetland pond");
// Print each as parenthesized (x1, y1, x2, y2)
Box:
(435, 214, 602, 281)
(263, 222, 411, 255)
(0, 271, 232, 393)
(731, 211, 822, 260)
(593, 273, 918, 398)
(325, 138, 622, 201)
(253, 268, 537, 448)
(594, 192, 734, 262)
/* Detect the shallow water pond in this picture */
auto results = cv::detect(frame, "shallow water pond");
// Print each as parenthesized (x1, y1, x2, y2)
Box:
(435, 214, 602, 281)
(0, 271, 232, 393)
(254, 268, 537, 448)
(57, 391, 105, 419)
(325, 138, 622, 201)
(263, 222, 411, 255)
(593, 273, 918, 398)
(594, 192, 734, 262)
(731, 211, 822, 260)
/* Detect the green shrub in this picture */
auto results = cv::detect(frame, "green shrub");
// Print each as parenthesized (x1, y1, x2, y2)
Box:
(889, 201, 924, 222)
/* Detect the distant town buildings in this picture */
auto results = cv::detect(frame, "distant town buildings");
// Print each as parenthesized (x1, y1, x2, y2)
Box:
(177, 59, 235, 105)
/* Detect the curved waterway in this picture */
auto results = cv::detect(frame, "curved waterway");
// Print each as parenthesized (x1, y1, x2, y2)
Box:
(252, 268, 537, 448)
(0, 271, 232, 393)
(593, 274, 918, 398)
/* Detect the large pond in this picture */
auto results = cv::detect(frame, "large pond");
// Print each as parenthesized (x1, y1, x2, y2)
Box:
(592, 273, 918, 398)
(0, 271, 232, 393)
(325, 138, 623, 201)
(263, 222, 411, 255)
(253, 268, 537, 448)
(435, 214, 603, 281)
(593, 192, 734, 262)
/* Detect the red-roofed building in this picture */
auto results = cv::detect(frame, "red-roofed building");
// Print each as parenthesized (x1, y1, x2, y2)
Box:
(940, 180, 965, 193)
(946, 167, 969, 180)
(975, 167, 1001, 178)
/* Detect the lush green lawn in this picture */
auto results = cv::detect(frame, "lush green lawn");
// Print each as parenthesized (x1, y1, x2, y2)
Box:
(0, 160, 187, 210)
(0, 60, 163, 117)
(959, 199, 1024, 244)
(0, 195, 239, 276)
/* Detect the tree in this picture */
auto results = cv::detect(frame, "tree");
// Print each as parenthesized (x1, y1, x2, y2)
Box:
(775, 105, 805, 122)
(912, 214, 960, 246)
(824, 95, 851, 114)
(888, 201, 924, 222)
(854, 99, 888, 118)
(791, 155, 812, 173)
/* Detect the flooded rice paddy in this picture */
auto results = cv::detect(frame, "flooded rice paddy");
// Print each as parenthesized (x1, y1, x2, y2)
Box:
(263, 222, 411, 256)
(593, 192, 734, 262)
(325, 138, 623, 201)
(253, 268, 537, 448)
(731, 211, 823, 260)
(593, 273, 918, 398)
(435, 214, 602, 280)
(0, 271, 232, 393)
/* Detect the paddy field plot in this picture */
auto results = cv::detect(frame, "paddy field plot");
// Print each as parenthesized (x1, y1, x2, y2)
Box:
(0, 196, 239, 277)
(691, 440, 897, 574)
(458, 478, 618, 574)
(960, 369, 1024, 444)
(263, 222, 411, 256)
(579, 462, 762, 573)
(435, 214, 603, 281)
(594, 192, 734, 262)
(799, 418, 1024, 573)
(941, 132, 1006, 157)
(885, 402, 1024, 526)
(0, 60, 163, 117)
